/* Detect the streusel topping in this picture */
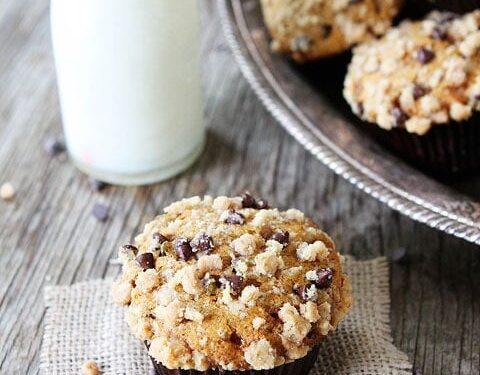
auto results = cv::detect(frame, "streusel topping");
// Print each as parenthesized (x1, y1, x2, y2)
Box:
(112, 194, 352, 371)
(260, 0, 402, 62)
(344, 11, 480, 135)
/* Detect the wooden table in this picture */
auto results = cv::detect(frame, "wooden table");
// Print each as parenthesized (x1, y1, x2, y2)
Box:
(0, 1, 479, 374)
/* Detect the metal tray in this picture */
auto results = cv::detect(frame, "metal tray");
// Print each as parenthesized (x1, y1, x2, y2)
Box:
(218, 0, 480, 246)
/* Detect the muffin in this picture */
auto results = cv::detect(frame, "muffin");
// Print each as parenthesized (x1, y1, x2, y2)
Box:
(260, 0, 403, 62)
(112, 194, 352, 374)
(419, 0, 480, 14)
(344, 10, 480, 175)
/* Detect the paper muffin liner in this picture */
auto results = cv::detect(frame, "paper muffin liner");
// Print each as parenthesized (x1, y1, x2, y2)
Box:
(363, 114, 480, 177)
(418, 0, 480, 13)
(147, 344, 320, 375)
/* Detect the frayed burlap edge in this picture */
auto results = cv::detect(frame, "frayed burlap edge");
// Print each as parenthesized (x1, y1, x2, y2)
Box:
(40, 257, 412, 375)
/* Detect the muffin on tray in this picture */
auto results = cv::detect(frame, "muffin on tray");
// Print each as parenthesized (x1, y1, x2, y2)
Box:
(112, 194, 352, 374)
(344, 10, 480, 175)
(260, 0, 403, 62)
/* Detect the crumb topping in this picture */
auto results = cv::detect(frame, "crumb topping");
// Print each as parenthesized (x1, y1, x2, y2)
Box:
(344, 10, 480, 135)
(260, 0, 402, 62)
(112, 195, 352, 371)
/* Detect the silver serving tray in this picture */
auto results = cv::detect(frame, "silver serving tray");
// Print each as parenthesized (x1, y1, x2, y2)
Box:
(218, 0, 480, 246)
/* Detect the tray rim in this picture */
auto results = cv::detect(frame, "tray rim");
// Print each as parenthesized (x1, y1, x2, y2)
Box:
(218, 0, 480, 246)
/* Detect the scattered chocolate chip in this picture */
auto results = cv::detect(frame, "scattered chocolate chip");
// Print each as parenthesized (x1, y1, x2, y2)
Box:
(254, 199, 269, 210)
(136, 252, 155, 270)
(269, 311, 278, 319)
(174, 237, 193, 260)
(392, 107, 409, 127)
(321, 24, 333, 39)
(431, 27, 448, 40)
(415, 48, 435, 64)
(44, 137, 66, 157)
(391, 247, 408, 264)
(312, 268, 334, 289)
(230, 332, 243, 346)
(412, 84, 428, 100)
(293, 284, 317, 302)
(88, 177, 108, 192)
(190, 232, 214, 253)
(292, 35, 312, 53)
(241, 191, 256, 208)
(221, 275, 244, 294)
(224, 209, 245, 225)
(270, 231, 290, 245)
(92, 203, 109, 222)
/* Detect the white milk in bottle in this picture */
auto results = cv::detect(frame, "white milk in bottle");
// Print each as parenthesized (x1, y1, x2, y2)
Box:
(51, 0, 205, 185)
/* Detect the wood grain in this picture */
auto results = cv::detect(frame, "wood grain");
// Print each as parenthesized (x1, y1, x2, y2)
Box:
(0, 0, 479, 374)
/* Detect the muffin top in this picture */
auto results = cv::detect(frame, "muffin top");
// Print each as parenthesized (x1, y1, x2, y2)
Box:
(112, 194, 352, 371)
(344, 10, 480, 135)
(260, 0, 402, 62)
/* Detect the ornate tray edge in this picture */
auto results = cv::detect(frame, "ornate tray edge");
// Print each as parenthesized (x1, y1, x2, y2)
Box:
(218, 0, 480, 246)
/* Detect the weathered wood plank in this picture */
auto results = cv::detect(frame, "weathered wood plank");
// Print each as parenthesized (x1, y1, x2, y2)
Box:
(0, 0, 479, 374)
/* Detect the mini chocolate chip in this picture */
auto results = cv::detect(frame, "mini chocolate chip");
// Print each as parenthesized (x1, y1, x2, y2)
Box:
(392, 107, 409, 127)
(92, 203, 109, 222)
(292, 35, 312, 53)
(152, 232, 168, 244)
(254, 199, 269, 210)
(122, 244, 138, 254)
(88, 177, 108, 192)
(413, 84, 428, 100)
(241, 192, 256, 208)
(221, 275, 244, 294)
(431, 27, 448, 40)
(136, 252, 155, 270)
(270, 231, 290, 245)
(415, 48, 435, 64)
(294, 285, 310, 302)
(174, 237, 193, 260)
(224, 209, 245, 225)
(190, 232, 214, 253)
(230, 332, 243, 346)
(391, 247, 408, 264)
(44, 137, 66, 157)
(321, 24, 332, 39)
(312, 268, 333, 289)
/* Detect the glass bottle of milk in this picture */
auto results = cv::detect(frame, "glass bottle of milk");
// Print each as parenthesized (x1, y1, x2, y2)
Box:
(51, 0, 205, 185)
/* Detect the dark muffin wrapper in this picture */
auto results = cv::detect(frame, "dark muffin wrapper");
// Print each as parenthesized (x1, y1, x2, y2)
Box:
(418, 0, 480, 13)
(363, 114, 480, 177)
(147, 344, 320, 375)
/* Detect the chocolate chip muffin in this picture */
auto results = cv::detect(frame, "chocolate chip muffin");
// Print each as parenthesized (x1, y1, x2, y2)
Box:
(259, 0, 403, 62)
(344, 10, 480, 175)
(112, 194, 352, 374)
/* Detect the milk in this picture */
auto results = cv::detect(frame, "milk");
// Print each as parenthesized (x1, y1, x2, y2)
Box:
(51, 0, 205, 185)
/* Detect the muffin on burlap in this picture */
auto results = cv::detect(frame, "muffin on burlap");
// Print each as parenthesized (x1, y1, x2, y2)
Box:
(344, 10, 480, 175)
(112, 194, 352, 374)
(259, 0, 403, 62)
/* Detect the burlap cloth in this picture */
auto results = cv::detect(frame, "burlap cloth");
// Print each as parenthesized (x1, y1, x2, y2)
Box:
(40, 257, 413, 375)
